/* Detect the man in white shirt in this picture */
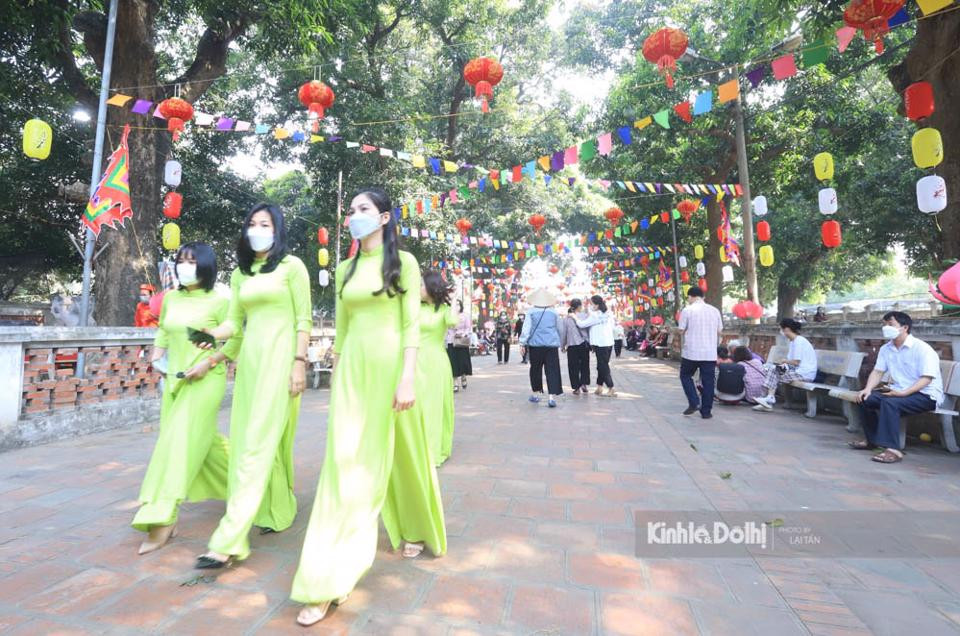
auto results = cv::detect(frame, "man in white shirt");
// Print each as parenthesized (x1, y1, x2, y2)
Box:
(753, 318, 817, 411)
(678, 287, 724, 419)
(848, 311, 942, 464)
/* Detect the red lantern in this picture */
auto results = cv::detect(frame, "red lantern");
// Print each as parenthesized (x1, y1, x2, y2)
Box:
(680, 270, 690, 283)
(676, 199, 699, 223)
(651, 315, 664, 325)
(732, 300, 764, 320)
(549, 264, 559, 274)
(455, 218, 473, 237)
(757, 220, 771, 242)
(604, 207, 624, 227)
(660, 211, 670, 224)
(487, 283, 495, 291)
(642, 28, 689, 89)
(821, 220, 842, 248)
(698, 278, 708, 292)
(504, 267, 516, 278)
(843, 0, 906, 54)
(163, 191, 182, 219)
(298, 80, 335, 131)
(463, 57, 504, 114)
(528, 213, 546, 235)
(905, 82, 935, 122)
(317, 227, 329, 245)
(157, 97, 194, 141)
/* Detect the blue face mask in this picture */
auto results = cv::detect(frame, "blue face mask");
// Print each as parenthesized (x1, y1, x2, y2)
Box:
(348, 213, 383, 240)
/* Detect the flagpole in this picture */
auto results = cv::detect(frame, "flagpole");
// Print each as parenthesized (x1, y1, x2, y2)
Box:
(77, 0, 118, 378)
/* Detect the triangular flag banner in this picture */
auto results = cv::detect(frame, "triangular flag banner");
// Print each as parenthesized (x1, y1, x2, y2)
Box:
(444, 160, 458, 173)
(836, 26, 857, 53)
(745, 67, 766, 88)
(597, 133, 613, 156)
(361, 144, 377, 152)
(107, 94, 132, 106)
(674, 101, 693, 123)
(254, 123, 269, 134)
(524, 160, 537, 178)
(888, 7, 909, 27)
(429, 158, 441, 174)
(617, 126, 632, 145)
(310, 134, 323, 143)
(195, 112, 215, 126)
(538, 155, 551, 171)
(693, 91, 713, 116)
(802, 39, 829, 68)
(512, 165, 523, 183)
(412, 155, 426, 168)
(291, 131, 306, 142)
(564, 145, 579, 165)
(551, 151, 565, 171)
(235, 121, 251, 131)
(653, 110, 670, 129)
(580, 139, 597, 162)
(380, 147, 394, 157)
(916, 0, 953, 15)
(84, 125, 133, 236)
(771, 54, 798, 80)
(131, 99, 152, 114)
(634, 116, 652, 130)
(717, 79, 740, 103)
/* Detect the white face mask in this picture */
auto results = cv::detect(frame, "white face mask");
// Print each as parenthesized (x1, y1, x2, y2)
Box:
(348, 213, 383, 240)
(247, 227, 274, 252)
(176, 263, 198, 286)
(882, 325, 901, 340)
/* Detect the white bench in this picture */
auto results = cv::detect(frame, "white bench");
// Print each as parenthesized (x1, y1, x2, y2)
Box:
(768, 345, 865, 431)
(829, 360, 960, 452)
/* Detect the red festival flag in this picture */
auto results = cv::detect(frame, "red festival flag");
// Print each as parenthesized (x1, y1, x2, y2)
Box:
(83, 125, 134, 235)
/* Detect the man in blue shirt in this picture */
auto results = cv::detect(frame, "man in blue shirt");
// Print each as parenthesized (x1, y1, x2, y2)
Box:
(849, 311, 943, 464)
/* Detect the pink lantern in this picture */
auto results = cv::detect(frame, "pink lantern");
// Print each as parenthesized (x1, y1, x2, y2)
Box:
(930, 262, 960, 305)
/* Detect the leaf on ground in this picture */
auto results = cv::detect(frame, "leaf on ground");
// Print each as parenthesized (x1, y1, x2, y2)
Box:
(764, 518, 784, 527)
(180, 575, 218, 587)
(689, 443, 697, 452)
(719, 471, 732, 479)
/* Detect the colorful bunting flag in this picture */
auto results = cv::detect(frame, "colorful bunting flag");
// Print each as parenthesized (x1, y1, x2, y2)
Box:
(771, 54, 798, 80)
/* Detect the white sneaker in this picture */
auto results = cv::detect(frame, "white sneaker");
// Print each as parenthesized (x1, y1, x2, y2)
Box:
(752, 397, 773, 411)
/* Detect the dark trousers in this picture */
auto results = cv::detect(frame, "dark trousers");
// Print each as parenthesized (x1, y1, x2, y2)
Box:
(566, 342, 591, 390)
(680, 358, 716, 416)
(614, 339, 623, 358)
(594, 346, 614, 388)
(496, 338, 510, 363)
(861, 391, 936, 449)
(528, 346, 562, 395)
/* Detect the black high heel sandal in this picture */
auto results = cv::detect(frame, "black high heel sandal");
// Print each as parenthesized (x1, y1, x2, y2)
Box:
(195, 554, 233, 569)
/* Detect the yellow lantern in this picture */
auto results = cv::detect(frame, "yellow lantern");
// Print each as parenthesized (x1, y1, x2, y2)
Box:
(814, 152, 834, 181)
(162, 223, 181, 251)
(318, 248, 329, 267)
(694, 244, 704, 260)
(759, 245, 775, 267)
(719, 246, 728, 263)
(23, 119, 53, 160)
(912, 128, 943, 169)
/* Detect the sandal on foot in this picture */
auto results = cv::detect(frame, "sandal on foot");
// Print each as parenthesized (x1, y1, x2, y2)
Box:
(402, 542, 425, 558)
(606, 389, 618, 398)
(847, 440, 876, 450)
(259, 526, 277, 535)
(195, 553, 233, 569)
(297, 602, 333, 626)
(871, 449, 903, 464)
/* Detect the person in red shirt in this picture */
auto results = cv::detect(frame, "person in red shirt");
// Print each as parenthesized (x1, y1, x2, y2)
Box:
(134, 284, 159, 327)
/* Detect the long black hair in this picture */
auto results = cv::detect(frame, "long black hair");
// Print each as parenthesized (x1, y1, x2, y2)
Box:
(339, 187, 405, 298)
(237, 203, 288, 276)
(591, 294, 607, 313)
(175, 242, 217, 292)
(422, 269, 452, 311)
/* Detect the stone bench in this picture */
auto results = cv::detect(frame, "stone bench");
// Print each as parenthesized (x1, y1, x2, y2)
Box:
(768, 345, 865, 430)
(656, 333, 674, 359)
(829, 360, 960, 453)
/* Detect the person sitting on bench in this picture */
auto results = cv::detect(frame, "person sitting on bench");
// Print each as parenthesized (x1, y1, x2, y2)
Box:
(752, 318, 817, 412)
(848, 311, 943, 464)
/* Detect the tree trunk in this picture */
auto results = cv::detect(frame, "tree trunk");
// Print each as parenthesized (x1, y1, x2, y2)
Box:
(704, 198, 723, 310)
(888, 9, 960, 266)
(776, 277, 802, 320)
(93, 0, 164, 326)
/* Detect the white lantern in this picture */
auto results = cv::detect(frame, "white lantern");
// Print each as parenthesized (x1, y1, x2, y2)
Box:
(818, 188, 838, 215)
(696, 262, 706, 277)
(318, 269, 330, 287)
(753, 195, 768, 217)
(667, 291, 675, 302)
(164, 160, 182, 187)
(648, 278, 654, 287)
(917, 175, 947, 214)
(722, 265, 734, 283)
(678, 255, 688, 268)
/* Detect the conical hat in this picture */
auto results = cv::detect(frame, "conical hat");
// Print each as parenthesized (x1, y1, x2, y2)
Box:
(526, 287, 558, 307)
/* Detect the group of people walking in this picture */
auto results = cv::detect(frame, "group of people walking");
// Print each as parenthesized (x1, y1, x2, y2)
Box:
(134, 188, 456, 626)
(516, 288, 620, 407)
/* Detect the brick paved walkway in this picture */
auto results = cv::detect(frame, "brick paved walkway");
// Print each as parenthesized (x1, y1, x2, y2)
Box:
(3, 353, 960, 635)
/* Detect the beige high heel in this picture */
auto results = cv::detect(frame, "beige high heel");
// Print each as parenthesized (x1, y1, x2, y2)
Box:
(138, 524, 178, 555)
(296, 595, 350, 626)
(402, 542, 425, 558)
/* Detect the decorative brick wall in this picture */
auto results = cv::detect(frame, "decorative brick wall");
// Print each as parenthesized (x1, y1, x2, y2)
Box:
(21, 345, 159, 416)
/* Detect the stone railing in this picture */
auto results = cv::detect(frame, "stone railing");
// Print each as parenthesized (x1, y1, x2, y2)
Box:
(0, 327, 163, 450)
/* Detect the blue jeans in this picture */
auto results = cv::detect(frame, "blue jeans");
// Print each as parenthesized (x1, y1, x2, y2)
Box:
(680, 358, 716, 416)
(860, 391, 936, 449)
